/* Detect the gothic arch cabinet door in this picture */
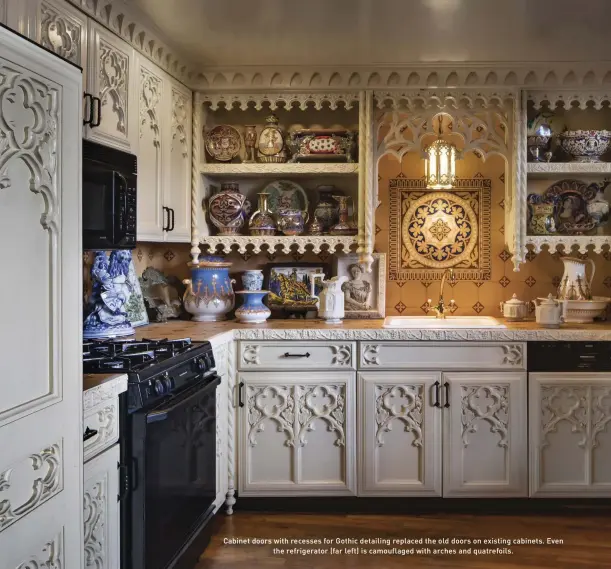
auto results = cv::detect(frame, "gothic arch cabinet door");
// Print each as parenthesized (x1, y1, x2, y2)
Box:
(0, 27, 83, 568)
(86, 20, 138, 153)
(163, 78, 192, 243)
(358, 372, 442, 497)
(238, 371, 356, 496)
(443, 372, 528, 497)
(529, 373, 611, 497)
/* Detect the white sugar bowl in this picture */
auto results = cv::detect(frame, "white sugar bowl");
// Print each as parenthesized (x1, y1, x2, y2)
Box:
(499, 293, 529, 321)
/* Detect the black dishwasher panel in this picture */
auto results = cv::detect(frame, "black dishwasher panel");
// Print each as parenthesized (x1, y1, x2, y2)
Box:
(528, 341, 611, 372)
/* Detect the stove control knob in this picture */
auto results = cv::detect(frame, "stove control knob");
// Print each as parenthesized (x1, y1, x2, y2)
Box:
(195, 357, 207, 372)
(153, 379, 165, 396)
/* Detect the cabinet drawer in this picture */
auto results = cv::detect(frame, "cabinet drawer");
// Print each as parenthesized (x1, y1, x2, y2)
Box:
(359, 342, 526, 370)
(83, 398, 120, 462)
(238, 341, 356, 370)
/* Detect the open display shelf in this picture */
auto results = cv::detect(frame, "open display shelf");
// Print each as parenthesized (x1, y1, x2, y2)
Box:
(200, 162, 359, 177)
(200, 235, 358, 255)
(527, 162, 611, 177)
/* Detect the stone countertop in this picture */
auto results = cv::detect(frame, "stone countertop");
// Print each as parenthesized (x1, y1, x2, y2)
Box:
(83, 372, 128, 403)
(133, 318, 611, 343)
(84, 372, 127, 391)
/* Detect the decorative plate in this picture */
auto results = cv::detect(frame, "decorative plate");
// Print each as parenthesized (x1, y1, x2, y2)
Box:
(534, 179, 598, 234)
(204, 125, 242, 162)
(262, 179, 309, 215)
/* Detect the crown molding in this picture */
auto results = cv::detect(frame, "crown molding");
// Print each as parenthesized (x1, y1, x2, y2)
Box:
(192, 62, 611, 92)
(67, 0, 197, 85)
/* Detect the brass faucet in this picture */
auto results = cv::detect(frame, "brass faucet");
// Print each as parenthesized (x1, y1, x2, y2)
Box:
(428, 268, 456, 319)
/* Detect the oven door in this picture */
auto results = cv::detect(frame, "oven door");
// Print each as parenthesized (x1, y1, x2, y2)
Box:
(129, 375, 220, 569)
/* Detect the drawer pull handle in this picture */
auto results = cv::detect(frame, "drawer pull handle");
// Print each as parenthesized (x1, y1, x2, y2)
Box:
(83, 426, 98, 442)
(433, 381, 440, 408)
(283, 352, 310, 358)
(238, 382, 245, 408)
(444, 382, 450, 408)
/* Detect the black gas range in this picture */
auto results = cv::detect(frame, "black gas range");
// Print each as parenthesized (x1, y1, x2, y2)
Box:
(83, 337, 220, 569)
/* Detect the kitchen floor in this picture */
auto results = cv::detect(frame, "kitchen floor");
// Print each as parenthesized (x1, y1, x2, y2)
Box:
(196, 510, 611, 568)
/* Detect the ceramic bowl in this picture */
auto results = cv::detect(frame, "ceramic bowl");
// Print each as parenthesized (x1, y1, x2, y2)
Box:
(562, 296, 610, 323)
(558, 130, 611, 162)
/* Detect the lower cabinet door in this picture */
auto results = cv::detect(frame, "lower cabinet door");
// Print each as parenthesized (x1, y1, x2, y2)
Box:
(529, 373, 611, 497)
(238, 371, 355, 496)
(83, 444, 120, 569)
(358, 372, 442, 496)
(442, 372, 528, 497)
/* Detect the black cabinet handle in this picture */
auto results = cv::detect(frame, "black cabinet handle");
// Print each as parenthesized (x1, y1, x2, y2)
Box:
(433, 381, 440, 408)
(83, 93, 94, 125)
(168, 208, 175, 231)
(283, 352, 310, 358)
(444, 382, 450, 408)
(91, 96, 102, 127)
(83, 426, 98, 441)
(238, 382, 244, 408)
(162, 206, 170, 231)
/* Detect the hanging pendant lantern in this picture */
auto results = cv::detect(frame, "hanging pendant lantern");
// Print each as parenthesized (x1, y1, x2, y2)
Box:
(424, 116, 458, 190)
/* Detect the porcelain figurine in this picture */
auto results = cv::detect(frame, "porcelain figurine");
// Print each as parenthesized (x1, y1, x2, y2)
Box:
(139, 267, 184, 322)
(208, 182, 251, 235)
(84, 250, 135, 338)
(235, 290, 271, 323)
(534, 294, 564, 328)
(244, 125, 257, 162)
(183, 256, 235, 321)
(310, 273, 349, 324)
(499, 293, 528, 321)
(276, 208, 308, 236)
(312, 185, 340, 232)
(557, 256, 595, 300)
(248, 192, 277, 236)
(241, 269, 264, 291)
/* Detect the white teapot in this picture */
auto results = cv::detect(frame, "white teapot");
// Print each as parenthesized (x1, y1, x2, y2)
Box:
(499, 294, 529, 321)
(534, 294, 564, 328)
(311, 274, 348, 324)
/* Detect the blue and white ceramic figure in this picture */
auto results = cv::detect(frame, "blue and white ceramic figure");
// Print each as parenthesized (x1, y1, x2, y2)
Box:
(235, 291, 271, 324)
(84, 250, 135, 339)
(183, 255, 236, 321)
(241, 270, 264, 291)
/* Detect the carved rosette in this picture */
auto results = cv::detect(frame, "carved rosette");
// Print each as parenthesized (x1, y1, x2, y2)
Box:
(501, 344, 524, 366)
(247, 385, 295, 447)
(362, 344, 381, 365)
(99, 40, 129, 135)
(83, 476, 106, 568)
(40, 2, 82, 64)
(375, 384, 423, 448)
(297, 384, 346, 447)
(0, 443, 63, 531)
(461, 385, 509, 448)
(242, 344, 260, 365)
(330, 345, 352, 366)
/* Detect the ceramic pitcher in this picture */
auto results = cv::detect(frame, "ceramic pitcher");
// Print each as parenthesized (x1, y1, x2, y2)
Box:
(310, 274, 349, 324)
(557, 256, 595, 300)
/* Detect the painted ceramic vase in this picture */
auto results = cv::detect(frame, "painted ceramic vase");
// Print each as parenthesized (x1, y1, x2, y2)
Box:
(208, 182, 250, 235)
(529, 203, 556, 235)
(310, 274, 349, 324)
(248, 192, 276, 236)
(235, 291, 271, 323)
(242, 270, 264, 291)
(587, 187, 610, 228)
(330, 195, 357, 235)
(276, 208, 308, 236)
(183, 256, 235, 321)
(313, 185, 340, 232)
(84, 250, 135, 338)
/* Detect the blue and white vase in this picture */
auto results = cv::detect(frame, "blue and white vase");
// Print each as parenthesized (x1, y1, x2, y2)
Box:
(235, 291, 271, 324)
(84, 250, 135, 339)
(183, 256, 236, 321)
(242, 270, 264, 291)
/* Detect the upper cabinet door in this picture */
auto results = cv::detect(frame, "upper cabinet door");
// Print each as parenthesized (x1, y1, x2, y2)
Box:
(163, 79, 192, 242)
(0, 26, 83, 567)
(37, 0, 88, 69)
(137, 57, 165, 241)
(86, 21, 138, 153)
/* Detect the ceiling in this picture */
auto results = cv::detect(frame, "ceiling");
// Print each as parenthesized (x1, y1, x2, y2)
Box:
(132, 0, 611, 68)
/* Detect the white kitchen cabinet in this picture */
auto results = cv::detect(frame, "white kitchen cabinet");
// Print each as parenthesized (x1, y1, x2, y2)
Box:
(443, 372, 527, 497)
(213, 342, 230, 512)
(359, 372, 442, 496)
(0, 25, 83, 567)
(84, 444, 120, 569)
(238, 371, 356, 496)
(530, 373, 611, 497)
(86, 20, 138, 153)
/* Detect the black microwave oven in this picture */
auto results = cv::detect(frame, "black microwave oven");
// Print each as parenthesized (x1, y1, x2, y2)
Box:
(83, 140, 137, 250)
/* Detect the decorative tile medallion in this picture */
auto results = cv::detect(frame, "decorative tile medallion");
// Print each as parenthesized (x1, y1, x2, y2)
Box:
(389, 178, 491, 281)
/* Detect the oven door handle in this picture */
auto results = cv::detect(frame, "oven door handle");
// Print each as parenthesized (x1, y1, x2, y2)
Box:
(146, 375, 221, 423)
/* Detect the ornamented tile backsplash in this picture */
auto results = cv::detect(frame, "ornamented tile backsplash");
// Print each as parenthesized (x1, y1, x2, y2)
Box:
(378, 152, 611, 316)
(389, 176, 491, 281)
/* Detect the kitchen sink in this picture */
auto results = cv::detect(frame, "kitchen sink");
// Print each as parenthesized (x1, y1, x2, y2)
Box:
(382, 316, 507, 329)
